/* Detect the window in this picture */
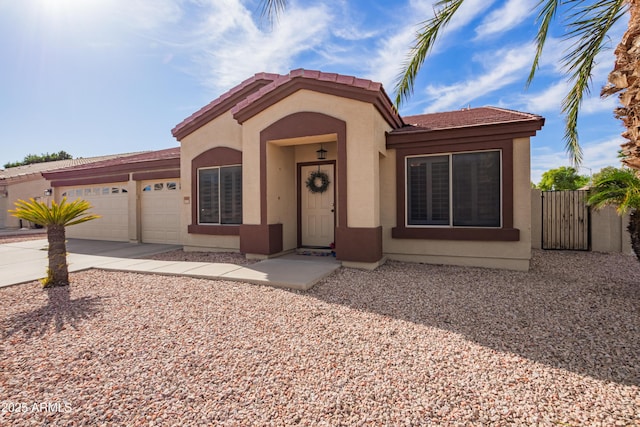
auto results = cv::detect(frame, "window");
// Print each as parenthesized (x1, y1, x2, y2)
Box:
(198, 165, 242, 224)
(407, 151, 501, 227)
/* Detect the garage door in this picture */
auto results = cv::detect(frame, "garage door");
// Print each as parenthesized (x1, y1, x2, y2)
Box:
(141, 179, 181, 244)
(61, 185, 129, 241)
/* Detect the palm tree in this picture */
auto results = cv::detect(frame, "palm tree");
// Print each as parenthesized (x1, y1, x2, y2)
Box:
(9, 198, 100, 287)
(261, 0, 637, 166)
(602, 1, 640, 167)
(587, 167, 640, 261)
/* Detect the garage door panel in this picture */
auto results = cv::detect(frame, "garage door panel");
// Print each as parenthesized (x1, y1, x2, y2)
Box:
(61, 185, 129, 242)
(141, 179, 181, 244)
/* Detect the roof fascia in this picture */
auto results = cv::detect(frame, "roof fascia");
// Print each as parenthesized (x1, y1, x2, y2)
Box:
(42, 158, 180, 180)
(386, 119, 545, 149)
(172, 78, 276, 140)
(232, 79, 404, 129)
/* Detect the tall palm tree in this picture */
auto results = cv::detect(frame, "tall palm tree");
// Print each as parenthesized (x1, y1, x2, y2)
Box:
(261, 0, 636, 166)
(602, 0, 640, 167)
(587, 167, 640, 261)
(9, 197, 100, 287)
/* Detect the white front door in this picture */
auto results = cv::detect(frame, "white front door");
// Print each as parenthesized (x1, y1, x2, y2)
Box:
(301, 164, 335, 247)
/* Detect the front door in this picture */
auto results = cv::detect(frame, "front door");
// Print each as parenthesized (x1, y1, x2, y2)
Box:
(300, 164, 335, 247)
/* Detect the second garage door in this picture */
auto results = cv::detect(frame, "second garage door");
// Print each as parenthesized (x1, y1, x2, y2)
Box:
(61, 185, 129, 241)
(141, 179, 181, 244)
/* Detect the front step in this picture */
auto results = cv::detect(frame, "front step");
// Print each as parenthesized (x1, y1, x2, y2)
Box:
(296, 247, 335, 257)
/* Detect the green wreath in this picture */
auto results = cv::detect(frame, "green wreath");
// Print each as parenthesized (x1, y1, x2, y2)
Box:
(306, 170, 330, 193)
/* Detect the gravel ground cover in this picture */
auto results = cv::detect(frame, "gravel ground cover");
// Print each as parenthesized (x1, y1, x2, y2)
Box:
(0, 233, 46, 244)
(1, 250, 639, 426)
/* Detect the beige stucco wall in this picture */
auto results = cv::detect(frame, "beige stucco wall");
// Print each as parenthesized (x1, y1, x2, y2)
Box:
(380, 137, 533, 271)
(2, 175, 51, 228)
(531, 188, 542, 249)
(240, 89, 391, 234)
(179, 111, 243, 251)
(591, 207, 632, 254)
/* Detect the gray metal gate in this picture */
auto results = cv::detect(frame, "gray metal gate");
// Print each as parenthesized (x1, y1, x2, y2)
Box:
(542, 190, 590, 250)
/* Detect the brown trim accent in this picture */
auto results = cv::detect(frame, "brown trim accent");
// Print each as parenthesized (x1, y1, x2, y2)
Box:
(240, 224, 283, 255)
(387, 119, 544, 148)
(50, 174, 129, 187)
(260, 112, 347, 228)
(172, 77, 277, 140)
(43, 158, 180, 180)
(392, 227, 520, 241)
(132, 169, 180, 181)
(335, 226, 383, 262)
(234, 79, 403, 129)
(187, 224, 240, 235)
(392, 139, 518, 241)
(296, 161, 336, 247)
(189, 147, 243, 235)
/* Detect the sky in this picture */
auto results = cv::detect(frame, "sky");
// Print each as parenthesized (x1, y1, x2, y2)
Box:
(0, 0, 629, 184)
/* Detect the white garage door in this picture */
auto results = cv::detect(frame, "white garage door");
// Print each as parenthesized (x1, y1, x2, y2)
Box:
(61, 185, 129, 241)
(141, 179, 181, 244)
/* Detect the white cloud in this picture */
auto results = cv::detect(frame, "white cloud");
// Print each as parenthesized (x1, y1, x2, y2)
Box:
(446, 0, 496, 33)
(185, 0, 332, 92)
(519, 80, 568, 113)
(407, 0, 496, 47)
(111, 0, 184, 30)
(475, 0, 536, 39)
(422, 43, 535, 112)
(366, 25, 417, 91)
(531, 135, 624, 184)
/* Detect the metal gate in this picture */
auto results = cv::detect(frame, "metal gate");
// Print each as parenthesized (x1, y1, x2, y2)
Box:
(542, 190, 590, 250)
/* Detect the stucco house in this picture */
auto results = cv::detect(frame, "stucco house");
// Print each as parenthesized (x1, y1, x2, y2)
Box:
(171, 69, 544, 270)
(40, 69, 544, 271)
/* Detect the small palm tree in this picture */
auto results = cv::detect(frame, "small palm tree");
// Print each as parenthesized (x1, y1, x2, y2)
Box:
(9, 198, 100, 287)
(587, 167, 640, 262)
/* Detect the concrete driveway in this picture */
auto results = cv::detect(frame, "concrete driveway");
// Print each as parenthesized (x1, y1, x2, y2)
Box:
(0, 238, 340, 290)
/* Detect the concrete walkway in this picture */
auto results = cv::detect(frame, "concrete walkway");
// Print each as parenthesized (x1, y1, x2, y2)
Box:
(0, 239, 340, 290)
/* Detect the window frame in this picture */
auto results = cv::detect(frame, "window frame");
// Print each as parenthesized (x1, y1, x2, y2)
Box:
(197, 164, 242, 226)
(405, 150, 503, 229)
(391, 139, 519, 242)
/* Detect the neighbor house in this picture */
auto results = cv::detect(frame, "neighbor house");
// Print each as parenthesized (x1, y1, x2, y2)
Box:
(42, 69, 544, 271)
(0, 153, 144, 229)
(42, 148, 180, 243)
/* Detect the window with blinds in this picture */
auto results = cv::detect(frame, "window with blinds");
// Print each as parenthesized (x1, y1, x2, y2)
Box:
(198, 165, 242, 224)
(407, 151, 501, 227)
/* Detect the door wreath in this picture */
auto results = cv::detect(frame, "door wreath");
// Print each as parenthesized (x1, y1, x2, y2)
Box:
(306, 170, 330, 193)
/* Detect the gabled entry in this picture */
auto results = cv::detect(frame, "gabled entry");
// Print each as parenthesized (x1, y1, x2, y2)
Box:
(299, 162, 335, 248)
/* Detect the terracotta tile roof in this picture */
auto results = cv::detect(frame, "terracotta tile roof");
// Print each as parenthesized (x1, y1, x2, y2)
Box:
(41, 147, 180, 176)
(172, 72, 281, 140)
(231, 68, 384, 113)
(0, 152, 147, 181)
(396, 106, 544, 132)
(231, 68, 403, 128)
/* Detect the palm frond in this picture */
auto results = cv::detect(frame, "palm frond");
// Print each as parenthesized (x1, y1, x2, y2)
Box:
(528, 0, 562, 86)
(261, 0, 287, 25)
(587, 167, 640, 215)
(561, 0, 627, 165)
(9, 197, 100, 227)
(394, 0, 466, 107)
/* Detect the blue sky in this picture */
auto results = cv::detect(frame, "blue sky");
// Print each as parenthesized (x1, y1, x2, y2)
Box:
(0, 0, 628, 184)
